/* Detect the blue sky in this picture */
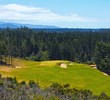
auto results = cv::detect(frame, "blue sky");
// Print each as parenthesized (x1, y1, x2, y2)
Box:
(0, 0, 110, 28)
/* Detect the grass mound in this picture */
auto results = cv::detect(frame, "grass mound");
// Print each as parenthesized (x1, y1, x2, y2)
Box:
(0, 58, 110, 96)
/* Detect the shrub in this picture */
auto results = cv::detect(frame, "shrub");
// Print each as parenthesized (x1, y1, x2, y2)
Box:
(25, 57, 29, 60)
(28, 80, 36, 88)
(20, 80, 26, 85)
(7, 77, 13, 81)
(31, 56, 38, 61)
(0, 80, 3, 86)
(87, 61, 95, 65)
(13, 77, 17, 84)
(50, 83, 61, 88)
(50, 83, 64, 95)
(98, 92, 110, 100)
(8, 83, 15, 89)
(83, 62, 87, 64)
(0, 73, 2, 78)
(76, 61, 81, 64)
(7, 77, 17, 84)
(29, 80, 35, 85)
(63, 83, 70, 88)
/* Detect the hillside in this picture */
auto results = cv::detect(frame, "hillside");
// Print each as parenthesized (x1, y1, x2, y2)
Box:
(0, 58, 110, 96)
(1, 27, 110, 76)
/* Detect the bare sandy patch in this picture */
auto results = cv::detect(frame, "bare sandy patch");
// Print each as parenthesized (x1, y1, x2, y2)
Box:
(0, 66, 14, 72)
(60, 63, 67, 68)
(90, 65, 97, 69)
(69, 63, 74, 65)
(103, 72, 109, 77)
(15, 66, 22, 68)
(91, 66, 97, 69)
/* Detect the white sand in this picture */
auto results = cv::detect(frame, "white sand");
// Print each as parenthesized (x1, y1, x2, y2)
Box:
(103, 72, 109, 77)
(60, 63, 67, 68)
(15, 66, 22, 68)
(69, 63, 74, 65)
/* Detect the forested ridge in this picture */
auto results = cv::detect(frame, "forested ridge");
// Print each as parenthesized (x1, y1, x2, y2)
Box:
(0, 27, 110, 75)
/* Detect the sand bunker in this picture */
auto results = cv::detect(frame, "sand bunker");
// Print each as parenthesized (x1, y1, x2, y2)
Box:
(69, 63, 74, 65)
(15, 66, 22, 68)
(60, 63, 67, 68)
(90, 65, 97, 69)
(103, 72, 109, 77)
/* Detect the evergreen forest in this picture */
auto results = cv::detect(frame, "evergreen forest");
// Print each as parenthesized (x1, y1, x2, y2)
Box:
(0, 27, 110, 75)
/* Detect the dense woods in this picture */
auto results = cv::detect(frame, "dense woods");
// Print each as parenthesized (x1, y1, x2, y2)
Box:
(0, 27, 110, 75)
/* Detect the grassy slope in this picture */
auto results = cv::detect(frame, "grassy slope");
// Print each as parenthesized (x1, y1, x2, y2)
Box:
(0, 58, 110, 96)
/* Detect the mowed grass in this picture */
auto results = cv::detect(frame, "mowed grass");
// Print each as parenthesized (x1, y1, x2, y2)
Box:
(0, 58, 110, 96)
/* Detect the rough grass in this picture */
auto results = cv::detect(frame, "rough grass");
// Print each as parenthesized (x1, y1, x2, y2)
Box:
(0, 58, 110, 96)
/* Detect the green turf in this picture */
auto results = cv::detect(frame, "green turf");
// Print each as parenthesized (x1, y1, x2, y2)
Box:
(0, 59, 110, 96)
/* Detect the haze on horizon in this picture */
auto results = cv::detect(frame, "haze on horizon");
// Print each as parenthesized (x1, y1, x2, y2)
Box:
(0, 0, 110, 28)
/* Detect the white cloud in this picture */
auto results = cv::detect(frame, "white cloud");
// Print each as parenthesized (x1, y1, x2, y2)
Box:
(0, 4, 97, 24)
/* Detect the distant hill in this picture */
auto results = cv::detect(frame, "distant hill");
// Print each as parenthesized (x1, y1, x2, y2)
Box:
(0, 21, 109, 32)
(0, 23, 18, 28)
(0, 21, 60, 29)
(32, 28, 101, 32)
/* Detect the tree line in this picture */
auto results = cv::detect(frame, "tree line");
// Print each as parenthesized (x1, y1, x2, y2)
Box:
(0, 27, 110, 75)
